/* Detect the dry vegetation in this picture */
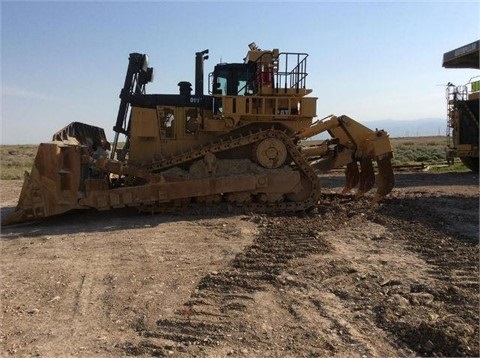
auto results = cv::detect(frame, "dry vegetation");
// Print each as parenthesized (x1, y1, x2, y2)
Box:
(389, 136, 450, 166)
(0, 145, 37, 180)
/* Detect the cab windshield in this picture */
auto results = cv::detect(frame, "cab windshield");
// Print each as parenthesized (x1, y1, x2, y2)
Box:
(212, 63, 255, 96)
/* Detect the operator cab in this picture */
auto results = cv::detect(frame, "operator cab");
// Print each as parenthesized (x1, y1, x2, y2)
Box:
(211, 62, 256, 96)
(209, 44, 281, 100)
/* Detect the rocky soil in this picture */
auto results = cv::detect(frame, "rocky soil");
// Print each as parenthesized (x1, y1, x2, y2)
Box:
(0, 171, 478, 357)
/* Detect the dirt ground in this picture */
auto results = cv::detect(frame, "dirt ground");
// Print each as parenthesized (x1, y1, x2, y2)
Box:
(0, 171, 478, 357)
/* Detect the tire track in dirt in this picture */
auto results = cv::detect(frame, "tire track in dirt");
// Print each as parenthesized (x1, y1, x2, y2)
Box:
(72, 273, 89, 318)
(119, 192, 479, 357)
(68, 237, 118, 351)
(370, 197, 479, 357)
(121, 215, 332, 356)
(238, 205, 426, 357)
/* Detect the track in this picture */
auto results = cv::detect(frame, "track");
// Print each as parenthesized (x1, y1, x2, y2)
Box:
(138, 127, 321, 214)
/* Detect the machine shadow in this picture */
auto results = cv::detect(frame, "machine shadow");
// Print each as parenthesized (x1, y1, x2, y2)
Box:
(0, 205, 248, 240)
(320, 171, 479, 190)
(391, 171, 479, 188)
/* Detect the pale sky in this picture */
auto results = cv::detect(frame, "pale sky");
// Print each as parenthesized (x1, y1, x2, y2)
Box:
(1, 1, 479, 144)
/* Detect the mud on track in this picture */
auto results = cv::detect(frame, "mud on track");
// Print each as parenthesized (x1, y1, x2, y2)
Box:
(0, 171, 479, 357)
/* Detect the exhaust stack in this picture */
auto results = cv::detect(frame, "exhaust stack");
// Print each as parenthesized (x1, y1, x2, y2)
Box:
(195, 49, 209, 96)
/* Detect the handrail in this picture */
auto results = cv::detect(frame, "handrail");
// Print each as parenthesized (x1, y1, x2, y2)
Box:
(275, 52, 309, 94)
(246, 51, 309, 94)
(446, 84, 468, 101)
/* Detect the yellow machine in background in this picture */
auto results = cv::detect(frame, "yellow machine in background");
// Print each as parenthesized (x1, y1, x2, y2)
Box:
(3, 43, 394, 225)
(443, 40, 479, 172)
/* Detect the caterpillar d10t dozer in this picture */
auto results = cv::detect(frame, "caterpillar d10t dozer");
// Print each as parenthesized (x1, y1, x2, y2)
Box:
(2, 43, 394, 226)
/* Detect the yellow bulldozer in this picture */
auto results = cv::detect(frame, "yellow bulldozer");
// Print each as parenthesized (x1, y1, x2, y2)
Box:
(2, 43, 394, 225)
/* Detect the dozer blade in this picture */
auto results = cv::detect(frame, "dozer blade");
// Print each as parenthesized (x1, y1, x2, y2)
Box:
(2, 142, 85, 226)
(1, 171, 34, 226)
(2, 122, 108, 226)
